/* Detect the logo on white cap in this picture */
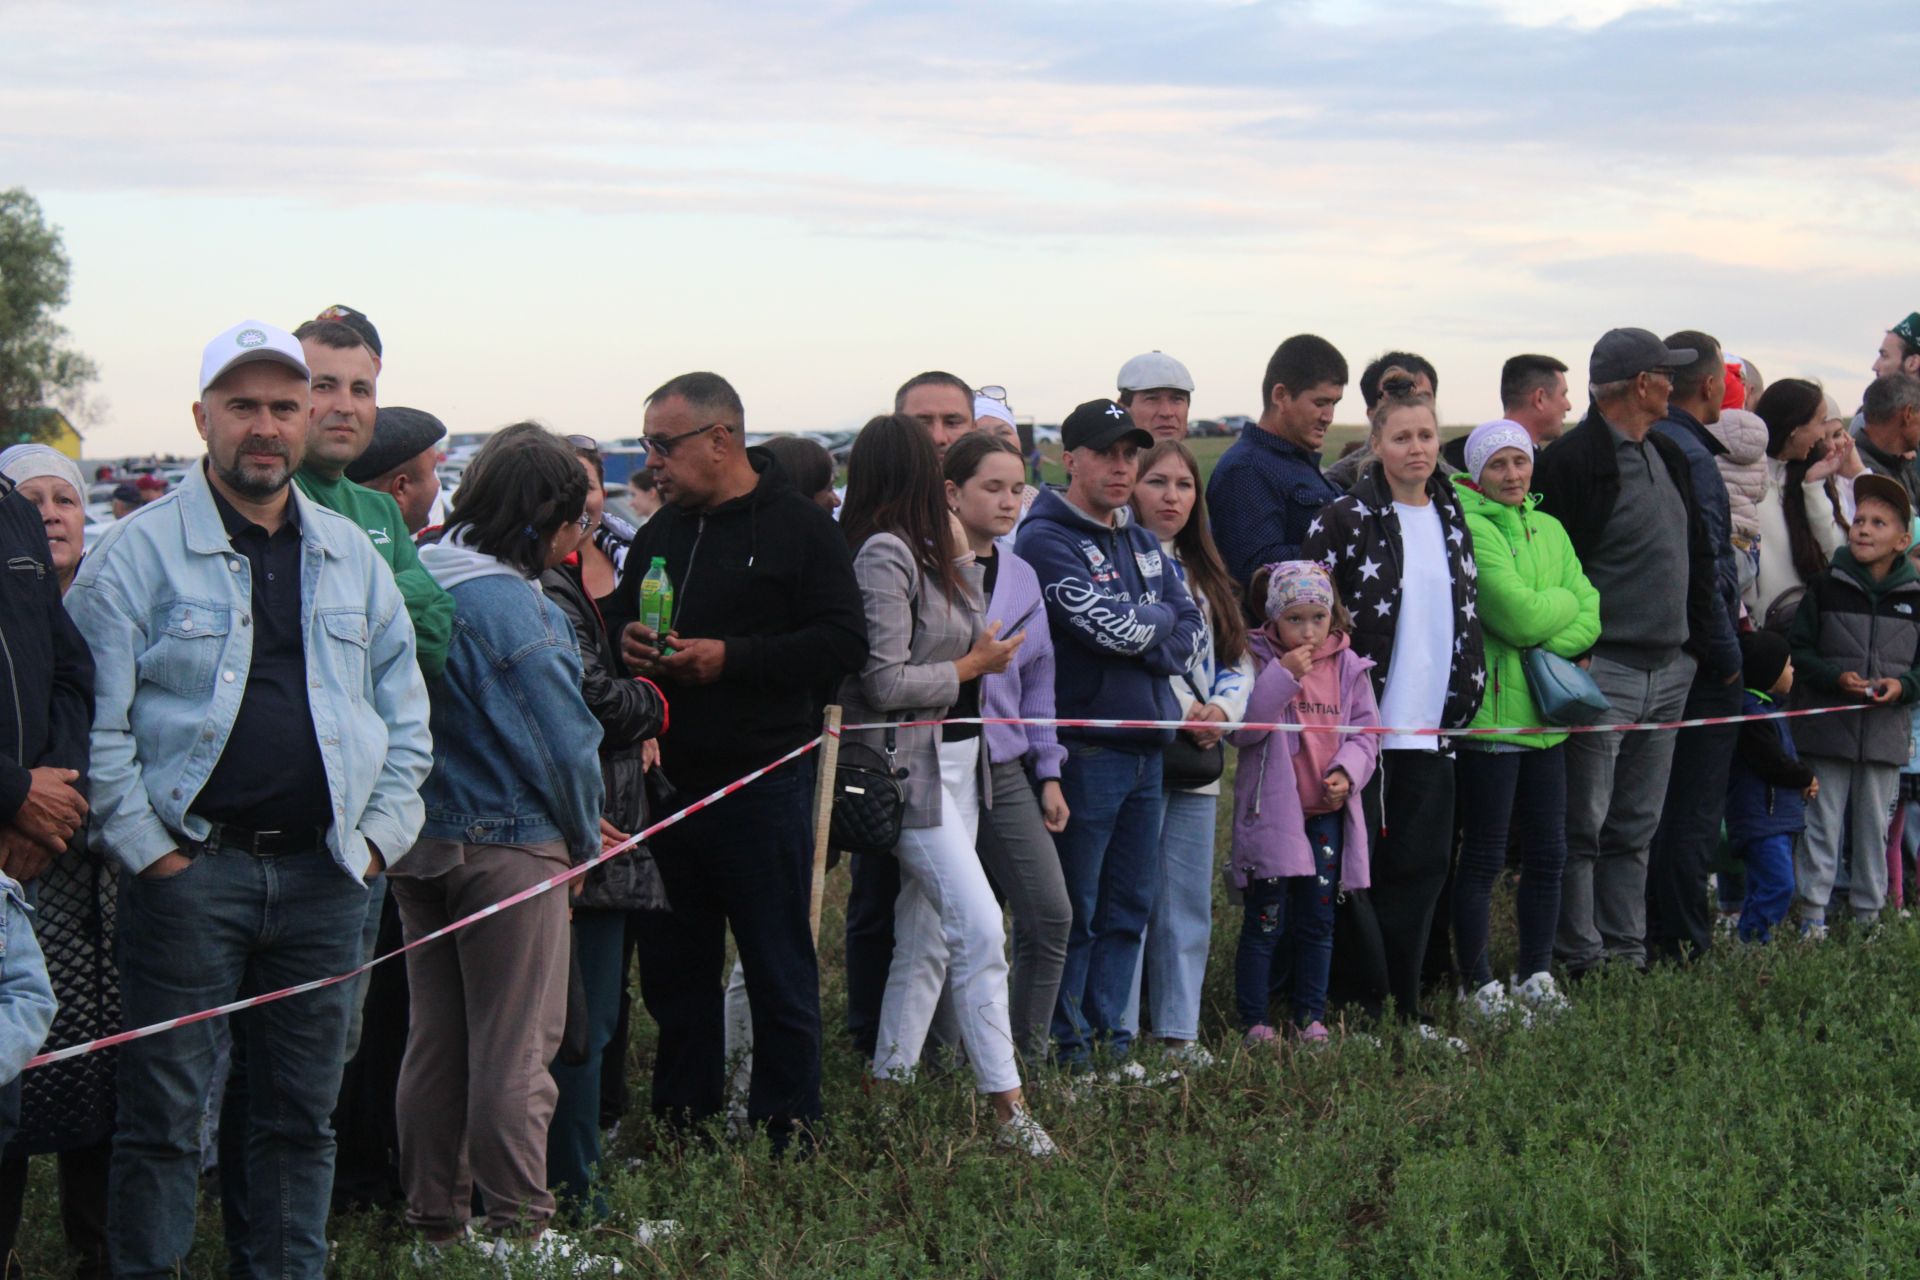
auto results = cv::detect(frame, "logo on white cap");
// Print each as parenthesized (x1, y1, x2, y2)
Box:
(237, 329, 267, 349)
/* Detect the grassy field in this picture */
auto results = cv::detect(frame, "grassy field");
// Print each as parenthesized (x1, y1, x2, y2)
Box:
(17, 764, 1920, 1277)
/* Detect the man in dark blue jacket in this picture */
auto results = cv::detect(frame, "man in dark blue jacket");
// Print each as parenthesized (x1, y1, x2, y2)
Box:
(1016, 398, 1204, 1072)
(1647, 330, 1745, 965)
(1206, 335, 1348, 587)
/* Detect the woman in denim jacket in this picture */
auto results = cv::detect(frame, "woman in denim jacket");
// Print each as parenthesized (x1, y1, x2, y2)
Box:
(394, 426, 611, 1271)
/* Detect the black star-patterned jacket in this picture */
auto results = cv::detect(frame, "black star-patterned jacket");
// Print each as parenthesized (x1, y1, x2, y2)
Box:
(1299, 463, 1486, 733)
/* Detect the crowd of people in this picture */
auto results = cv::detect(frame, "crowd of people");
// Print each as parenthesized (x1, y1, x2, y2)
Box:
(0, 304, 1919, 1276)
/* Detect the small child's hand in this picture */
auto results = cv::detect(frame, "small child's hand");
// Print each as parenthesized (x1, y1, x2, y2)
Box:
(1280, 644, 1315, 679)
(1322, 768, 1351, 807)
(1869, 677, 1904, 704)
(1803, 777, 1820, 801)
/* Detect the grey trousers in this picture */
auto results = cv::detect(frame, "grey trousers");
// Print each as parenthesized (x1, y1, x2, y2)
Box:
(390, 840, 571, 1237)
(974, 761, 1072, 1064)
(1797, 757, 1900, 925)
(1556, 651, 1695, 971)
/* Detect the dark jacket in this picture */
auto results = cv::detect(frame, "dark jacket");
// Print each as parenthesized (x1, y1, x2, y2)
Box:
(1725, 688, 1811, 845)
(542, 559, 670, 911)
(1651, 406, 1743, 678)
(604, 450, 869, 794)
(1532, 406, 1733, 678)
(1300, 464, 1486, 732)
(1788, 547, 1920, 765)
(0, 479, 93, 824)
(1206, 424, 1343, 587)
(1014, 486, 1206, 750)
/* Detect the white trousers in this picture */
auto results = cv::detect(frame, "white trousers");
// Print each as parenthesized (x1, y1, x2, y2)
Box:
(872, 739, 1020, 1095)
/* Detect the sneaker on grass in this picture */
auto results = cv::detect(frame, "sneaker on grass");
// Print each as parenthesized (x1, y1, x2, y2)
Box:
(1100, 1059, 1183, 1086)
(482, 1228, 625, 1277)
(1461, 979, 1518, 1025)
(1242, 1024, 1277, 1048)
(1511, 971, 1570, 1019)
(995, 1104, 1059, 1159)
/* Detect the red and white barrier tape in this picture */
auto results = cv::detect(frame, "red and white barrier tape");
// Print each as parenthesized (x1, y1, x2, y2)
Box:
(23, 736, 822, 1070)
(837, 703, 1877, 738)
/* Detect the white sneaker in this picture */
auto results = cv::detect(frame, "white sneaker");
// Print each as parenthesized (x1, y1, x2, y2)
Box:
(1512, 971, 1569, 1019)
(1462, 979, 1515, 1023)
(483, 1228, 625, 1276)
(1415, 1023, 1470, 1054)
(1162, 1042, 1217, 1071)
(995, 1104, 1059, 1159)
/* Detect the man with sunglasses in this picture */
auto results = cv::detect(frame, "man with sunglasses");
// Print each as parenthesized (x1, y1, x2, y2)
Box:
(608, 372, 867, 1149)
(1533, 328, 1722, 980)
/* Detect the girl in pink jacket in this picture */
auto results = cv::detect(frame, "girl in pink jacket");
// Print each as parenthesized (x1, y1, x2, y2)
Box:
(1230, 562, 1381, 1045)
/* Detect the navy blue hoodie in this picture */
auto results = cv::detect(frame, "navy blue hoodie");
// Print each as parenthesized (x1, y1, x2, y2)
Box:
(1014, 487, 1205, 750)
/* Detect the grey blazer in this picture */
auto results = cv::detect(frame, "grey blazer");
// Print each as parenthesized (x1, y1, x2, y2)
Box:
(838, 532, 986, 829)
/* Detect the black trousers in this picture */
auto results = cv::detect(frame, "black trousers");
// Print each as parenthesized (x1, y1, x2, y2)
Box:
(1360, 749, 1457, 1022)
(841, 853, 900, 1060)
(0, 1141, 111, 1280)
(1646, 671, 1742, 964)
(642, 770, 822, 1148)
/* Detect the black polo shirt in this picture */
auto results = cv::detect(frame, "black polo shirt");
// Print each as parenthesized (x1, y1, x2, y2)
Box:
(191, 474, 333, 834)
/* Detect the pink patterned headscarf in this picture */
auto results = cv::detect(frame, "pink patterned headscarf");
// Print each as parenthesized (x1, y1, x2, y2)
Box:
(1262, 559, 1335, 619)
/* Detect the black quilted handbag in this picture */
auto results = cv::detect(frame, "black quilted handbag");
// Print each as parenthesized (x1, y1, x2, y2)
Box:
(830, 728, 908, 858)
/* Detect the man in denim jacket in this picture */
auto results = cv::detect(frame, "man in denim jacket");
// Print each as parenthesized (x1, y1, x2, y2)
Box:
(65, 320, 432, 1280)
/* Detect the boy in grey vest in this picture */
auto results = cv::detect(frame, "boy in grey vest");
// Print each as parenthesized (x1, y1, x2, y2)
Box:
(1787, 473, 1920, 936)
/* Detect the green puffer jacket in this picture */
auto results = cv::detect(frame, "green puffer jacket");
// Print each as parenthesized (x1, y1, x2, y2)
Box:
(1453, 479, 1603, 749)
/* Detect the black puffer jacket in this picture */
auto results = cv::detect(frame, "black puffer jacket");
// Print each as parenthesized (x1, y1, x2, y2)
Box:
(1300, 463, 1486, 732)
(0, 479, 93, 822)
(542, 559, 670, 911)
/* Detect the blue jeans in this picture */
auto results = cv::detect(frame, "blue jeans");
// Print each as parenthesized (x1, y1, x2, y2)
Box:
(1452, 746, 1569, 986)
(1737, 834, 1796, 943)
(1235, 813, 1341, 1029)
(548, 907, 627, 1213)
(109, 844, 367, 1280)
(1133, 788, 1217, 1042)
(1052, 745, 1166, 1066)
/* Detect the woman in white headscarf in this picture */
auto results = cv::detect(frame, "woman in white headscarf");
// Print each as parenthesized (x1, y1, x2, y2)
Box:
(0, 443, 115, 1275)
(0, 445, 89, 591)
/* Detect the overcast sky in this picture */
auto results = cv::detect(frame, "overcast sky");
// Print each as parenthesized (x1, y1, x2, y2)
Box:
(7, 0, 1916, 456)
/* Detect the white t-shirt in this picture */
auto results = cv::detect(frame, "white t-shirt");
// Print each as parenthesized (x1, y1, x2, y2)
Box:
(1378, 501, 1454, 752)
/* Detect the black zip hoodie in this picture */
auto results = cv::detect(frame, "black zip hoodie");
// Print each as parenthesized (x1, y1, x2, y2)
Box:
(604, 450, 868, 794)
(0, 477, 93, 823)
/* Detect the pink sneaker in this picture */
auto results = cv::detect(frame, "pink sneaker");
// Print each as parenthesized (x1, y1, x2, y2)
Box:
(1243, 1024, 1277, 1047)
(1297, 1021, 1330, 1043)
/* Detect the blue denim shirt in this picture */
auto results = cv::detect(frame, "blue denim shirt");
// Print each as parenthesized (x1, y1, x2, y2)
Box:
(65, 464, 432, 879)
(415, 547, 604, 862)
(1205, 424, 1342, 587)
(0, 873, 54, 1087)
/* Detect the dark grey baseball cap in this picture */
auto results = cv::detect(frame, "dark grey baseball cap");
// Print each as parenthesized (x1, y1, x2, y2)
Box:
(1589, 328, 1697, 384)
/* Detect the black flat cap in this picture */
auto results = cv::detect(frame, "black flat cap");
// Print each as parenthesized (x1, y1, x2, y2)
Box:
(347, 406, 446, 483)
(315, 304, 382, 359)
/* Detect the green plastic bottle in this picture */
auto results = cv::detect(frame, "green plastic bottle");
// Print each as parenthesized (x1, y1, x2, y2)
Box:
(640, 556, 674, 656)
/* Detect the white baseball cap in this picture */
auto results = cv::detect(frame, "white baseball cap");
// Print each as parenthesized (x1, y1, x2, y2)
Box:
(1116, 350, 1194, 394)
(199, 320, 310, 397)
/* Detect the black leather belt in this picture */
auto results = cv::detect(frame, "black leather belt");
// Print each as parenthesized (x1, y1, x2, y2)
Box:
(189, 822, 331, 858)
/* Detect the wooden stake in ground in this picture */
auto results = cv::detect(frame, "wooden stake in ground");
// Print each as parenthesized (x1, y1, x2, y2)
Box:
(808, 705, 843, 943)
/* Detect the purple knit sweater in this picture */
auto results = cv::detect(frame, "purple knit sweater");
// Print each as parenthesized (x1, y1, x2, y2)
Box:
(979, 548, 1067, 781)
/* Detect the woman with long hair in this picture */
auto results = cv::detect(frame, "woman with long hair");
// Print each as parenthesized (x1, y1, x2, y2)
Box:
(1750, 379, 1858, 626)
(838, 414, 1055, 1157)
(1302, 391, 1485, 1045)
(942, 432, 1072, 1064)
(398, 425, 616, 1269)
(541, 438, 670, 1218)
(1127, 439, 1253, 1065)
